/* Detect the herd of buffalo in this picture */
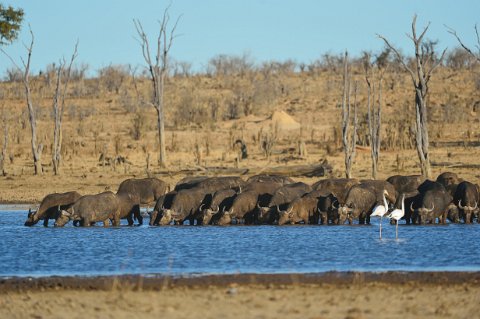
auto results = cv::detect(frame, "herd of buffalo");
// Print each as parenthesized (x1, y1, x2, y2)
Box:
(23, 172, 480, 227)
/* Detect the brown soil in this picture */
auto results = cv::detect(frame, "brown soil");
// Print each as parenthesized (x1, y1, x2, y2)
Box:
(1, 273, 479, 319)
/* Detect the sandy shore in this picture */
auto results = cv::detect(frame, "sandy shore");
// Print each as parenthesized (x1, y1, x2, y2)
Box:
(1, 272, 479, 318)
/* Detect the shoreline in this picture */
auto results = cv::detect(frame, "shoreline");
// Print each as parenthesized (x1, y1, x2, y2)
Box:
(0, 203, 33, 211)
(2, 272, 480, 318)
(2, 271, 479, 292)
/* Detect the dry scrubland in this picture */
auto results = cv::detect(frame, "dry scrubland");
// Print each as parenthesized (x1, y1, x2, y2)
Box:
(0, 61, 479, 203)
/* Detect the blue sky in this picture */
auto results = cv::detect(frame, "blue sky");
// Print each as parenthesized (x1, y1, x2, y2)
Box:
(1, 0, 479, 75)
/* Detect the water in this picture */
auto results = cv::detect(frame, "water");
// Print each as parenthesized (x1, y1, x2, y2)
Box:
(1, 210, 480, 277)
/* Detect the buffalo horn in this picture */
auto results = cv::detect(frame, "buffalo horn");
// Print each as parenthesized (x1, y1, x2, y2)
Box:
(426, 203, 435, 213)
(199, 204, 204, 212)
(214, 206, 220, 213)
(458, 200, 465, 210)
(332, 200, 339, 209)
(410, 202, 415, 212)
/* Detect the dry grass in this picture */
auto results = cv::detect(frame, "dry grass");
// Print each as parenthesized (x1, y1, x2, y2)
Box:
(0, 65, 479, 202)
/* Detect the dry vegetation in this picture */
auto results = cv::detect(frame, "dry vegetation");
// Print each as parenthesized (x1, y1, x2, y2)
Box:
(0, 51, 479, 202)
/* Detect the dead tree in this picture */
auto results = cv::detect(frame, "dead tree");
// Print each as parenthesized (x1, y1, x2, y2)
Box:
(52, 42, 78, 175)
(134, 6, 180, 168)
(447, 24, 480, 63)
(1, 27, 43, 174)
(341, 51, 358, 178)
(0, 122, 7, 176)
(365, 60, 382, 180)
(378, 15, 446, 178)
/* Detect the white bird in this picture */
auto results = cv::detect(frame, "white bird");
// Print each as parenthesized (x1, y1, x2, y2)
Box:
(387, 194, 405, 240)
(371, 190, 389, 239)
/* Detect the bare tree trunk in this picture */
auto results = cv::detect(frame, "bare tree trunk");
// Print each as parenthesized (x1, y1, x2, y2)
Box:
(379, 15, 446, 179)
(134, 7, 180, 168)
(341, 52, 357, 178)
(1, 28, 43, 175)
(366, 74, 382, 180)
(52, 43, 78, 175)
(0, 124, 7, 176)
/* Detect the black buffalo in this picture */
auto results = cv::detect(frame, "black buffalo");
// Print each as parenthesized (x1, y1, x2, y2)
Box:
(198, 188, 237, 225)
(256, 182, 312, 224)
(149, 191, 177, 226)
(386, 175, 425, 194)
(55, 191, 132, 227)
(25, 191, 82, 227)
(311, 178, 359, 205)
(454, 181, 479, 224)
(338, 185, 377, 224)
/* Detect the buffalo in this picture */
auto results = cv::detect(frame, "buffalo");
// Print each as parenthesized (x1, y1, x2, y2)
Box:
(156, 187, 208, 225)
(117, 177, 168, 218)
(246, 174, 295, 185)
(277, 190, 335, 225)
(212, 190, 259, 225)
(386, 175, 425, 194)
(454, 181, 479, 223)
(55, 192, 125, 227)
(149, 191, 177, 226)
(25, 191, 82, 227)
(198, 188, 237, 225)
(311, 178, 359, 205)
(256, 182, 312, 224)
(338, 185, 377, 224)
(410, 182, 453, 224)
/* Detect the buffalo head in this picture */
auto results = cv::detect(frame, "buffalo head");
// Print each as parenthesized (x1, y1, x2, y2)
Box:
(277, 206, 294, 225)
(337, 204, 354, 224)
(159, 209, 173, 225)
(214, 209, 233, 225)
(24, 208, 38, 226)
(54, 209, 73, 227)
(199, 204, 220, 225)
(411, 202, 434, 224)
(458, 200, 477, 224)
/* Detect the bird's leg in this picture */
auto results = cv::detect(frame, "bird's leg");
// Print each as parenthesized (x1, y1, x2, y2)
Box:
(379, 216, 382, 239)
(395, 222, 398, 239)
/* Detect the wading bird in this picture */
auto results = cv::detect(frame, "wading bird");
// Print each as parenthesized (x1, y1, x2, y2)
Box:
(388, 194, 405, 239)
(371, 190, 389, 239)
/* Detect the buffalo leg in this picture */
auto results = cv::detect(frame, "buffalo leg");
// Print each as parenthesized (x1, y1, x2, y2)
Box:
(43, 218, 49, 227)
(83, 218, 92, 227)
(126, 214, 134, 226)
(102, 219, 110, 227)
(111, 217, 120, 227)
(359, 216, 365, 225)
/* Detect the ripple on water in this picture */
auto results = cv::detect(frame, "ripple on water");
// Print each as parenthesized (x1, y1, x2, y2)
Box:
(1, 210, 479, 277)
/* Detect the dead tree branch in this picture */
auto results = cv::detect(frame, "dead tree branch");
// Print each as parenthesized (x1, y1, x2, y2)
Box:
(52, 41, 78, 175)
(446, 24, 480, 63)
(341, 51, 357, 178)
(1, 26, 43, 174)
(134, 6, 181, 168)
(378, 15, 446, 178)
